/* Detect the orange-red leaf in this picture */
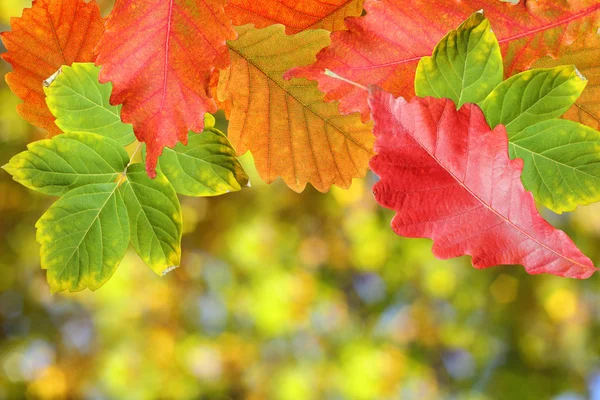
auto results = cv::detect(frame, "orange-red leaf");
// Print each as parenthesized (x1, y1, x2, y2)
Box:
(533, 32, 600, 130)
(217, 24, 374, 192)
(369, 89, 596, 278)
(289, 0, 600, 121)
(95, 0, 236, 177)
(225, 0, 364, 34)
(1, 0, 105, 136)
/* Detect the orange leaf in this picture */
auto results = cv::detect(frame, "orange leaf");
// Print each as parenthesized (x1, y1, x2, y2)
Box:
(533, 32, 600, 130)
(1, 0, 105, 136)
(226, 0, 364, 33)
(217, 24, 374, 192)
(288, 0, 600, 121)
(95, 0, 236, 177)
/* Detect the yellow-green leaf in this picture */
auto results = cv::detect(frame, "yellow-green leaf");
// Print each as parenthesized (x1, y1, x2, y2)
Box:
(415, 12, 503, 108)
(44, 63, 135, 146)
(120, 164, 182, 275)
(36, 183, 129, 293)
(480, 66, 588, 134)
(2, 132, 129, 196)
(159, 129, 249, 197)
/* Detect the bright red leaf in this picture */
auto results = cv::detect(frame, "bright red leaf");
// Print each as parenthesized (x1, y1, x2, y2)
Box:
(369, 88, 596, 278)
(225, 0, 364, 33)
(288, 0, 600, 121)
(1, 0, 105, 136)
(95, 0, 236, 177)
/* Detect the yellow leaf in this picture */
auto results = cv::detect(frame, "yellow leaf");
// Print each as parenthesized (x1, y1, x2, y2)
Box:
(217, 24, 374, 193)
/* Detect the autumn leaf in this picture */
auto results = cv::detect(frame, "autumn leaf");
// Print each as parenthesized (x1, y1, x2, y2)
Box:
(217, 24, 374, 192)
(369, 88, 596, 278)
(225, 0, 364, 33)
(0, 0, 105, 135)
(533, 31, 600, 130)
(95, 0, 237, 177)
(288, 0, 600, 121)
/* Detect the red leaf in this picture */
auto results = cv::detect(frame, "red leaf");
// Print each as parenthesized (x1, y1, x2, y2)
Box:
(95, 0, 236, 177)
(369, 89, 596, 278)
(1, 0, 105, 136)
(288, 0, 600, 121)
(225, 0, 364, 33)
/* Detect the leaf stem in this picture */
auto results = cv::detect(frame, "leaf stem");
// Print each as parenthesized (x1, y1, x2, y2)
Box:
(117, 142, 143, 185)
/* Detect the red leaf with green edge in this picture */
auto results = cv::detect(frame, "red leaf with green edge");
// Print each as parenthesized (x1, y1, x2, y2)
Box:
(369, 88, 596, 278)
(0, 0, 105, 136)
(95, 0, 236, 177)
(288, 0, 600, 121)
(225, 0, 364, 33)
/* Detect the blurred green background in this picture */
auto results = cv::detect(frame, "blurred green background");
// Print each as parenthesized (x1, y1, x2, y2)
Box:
(3, 1, 600, 399)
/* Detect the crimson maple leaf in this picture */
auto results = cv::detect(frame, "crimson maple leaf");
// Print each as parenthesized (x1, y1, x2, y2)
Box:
(369, 88, 596, 278)
(288, 0, 600, 121)
(95, 0, 236, 177)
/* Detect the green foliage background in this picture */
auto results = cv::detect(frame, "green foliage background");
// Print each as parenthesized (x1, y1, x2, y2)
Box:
(3, 1, 600, 400)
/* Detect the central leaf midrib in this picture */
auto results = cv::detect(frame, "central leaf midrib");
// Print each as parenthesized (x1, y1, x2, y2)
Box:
(397, 106, 592, 271)
(229, 46, 373, 154)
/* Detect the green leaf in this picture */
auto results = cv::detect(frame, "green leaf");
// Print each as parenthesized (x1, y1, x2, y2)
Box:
(158, 129, 249, 197)
(36, 183, 129, 293)
(44, 63, 136, 146)
(2, 132, 129, 196)
(415, 12, 503, 108)
(480, 66, 587, 134)
(509, 119, 600, 213)
(120, 164, 182, 275)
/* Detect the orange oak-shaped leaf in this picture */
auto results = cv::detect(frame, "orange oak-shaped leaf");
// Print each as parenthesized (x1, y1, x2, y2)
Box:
(225, 0, 364, 33)
(1, 0, 104, 136)
(289, 0, 600, 121)
(369, 89, 597, 278)
(534, 32, 600, 130)
(217, 24, 374, 192)
(95, 0, 236, 177)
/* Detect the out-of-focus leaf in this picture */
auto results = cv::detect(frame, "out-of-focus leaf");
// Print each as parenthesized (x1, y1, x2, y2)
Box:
(415, 13, 503, 108)
(120, 164, 182, 276)
(159, 129, 249, 197)
(44, 63, 135, 146)
(0, 0, 105, 135)
(3, 133, 129, 196)
(36, 183, 129, 293)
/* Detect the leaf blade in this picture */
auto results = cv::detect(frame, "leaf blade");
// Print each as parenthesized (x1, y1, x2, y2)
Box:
(225, 0, 364, 33)
(509, 119, 600, 213)
(44, 63, 136, 146)
(159, 129, 249, 196)
(36, 183, 129, 293)
(218, 24, 374, 192)
(369, 88, 596, 278)
(480, 66, 587, 133)
(3, 132, 129, 196)
(415, 13, 503, 108)
(288, 0, 600, 120)
(95, 0, 237, 177)
(120, 164, 182, 275)
(0, 0, 105, 135)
